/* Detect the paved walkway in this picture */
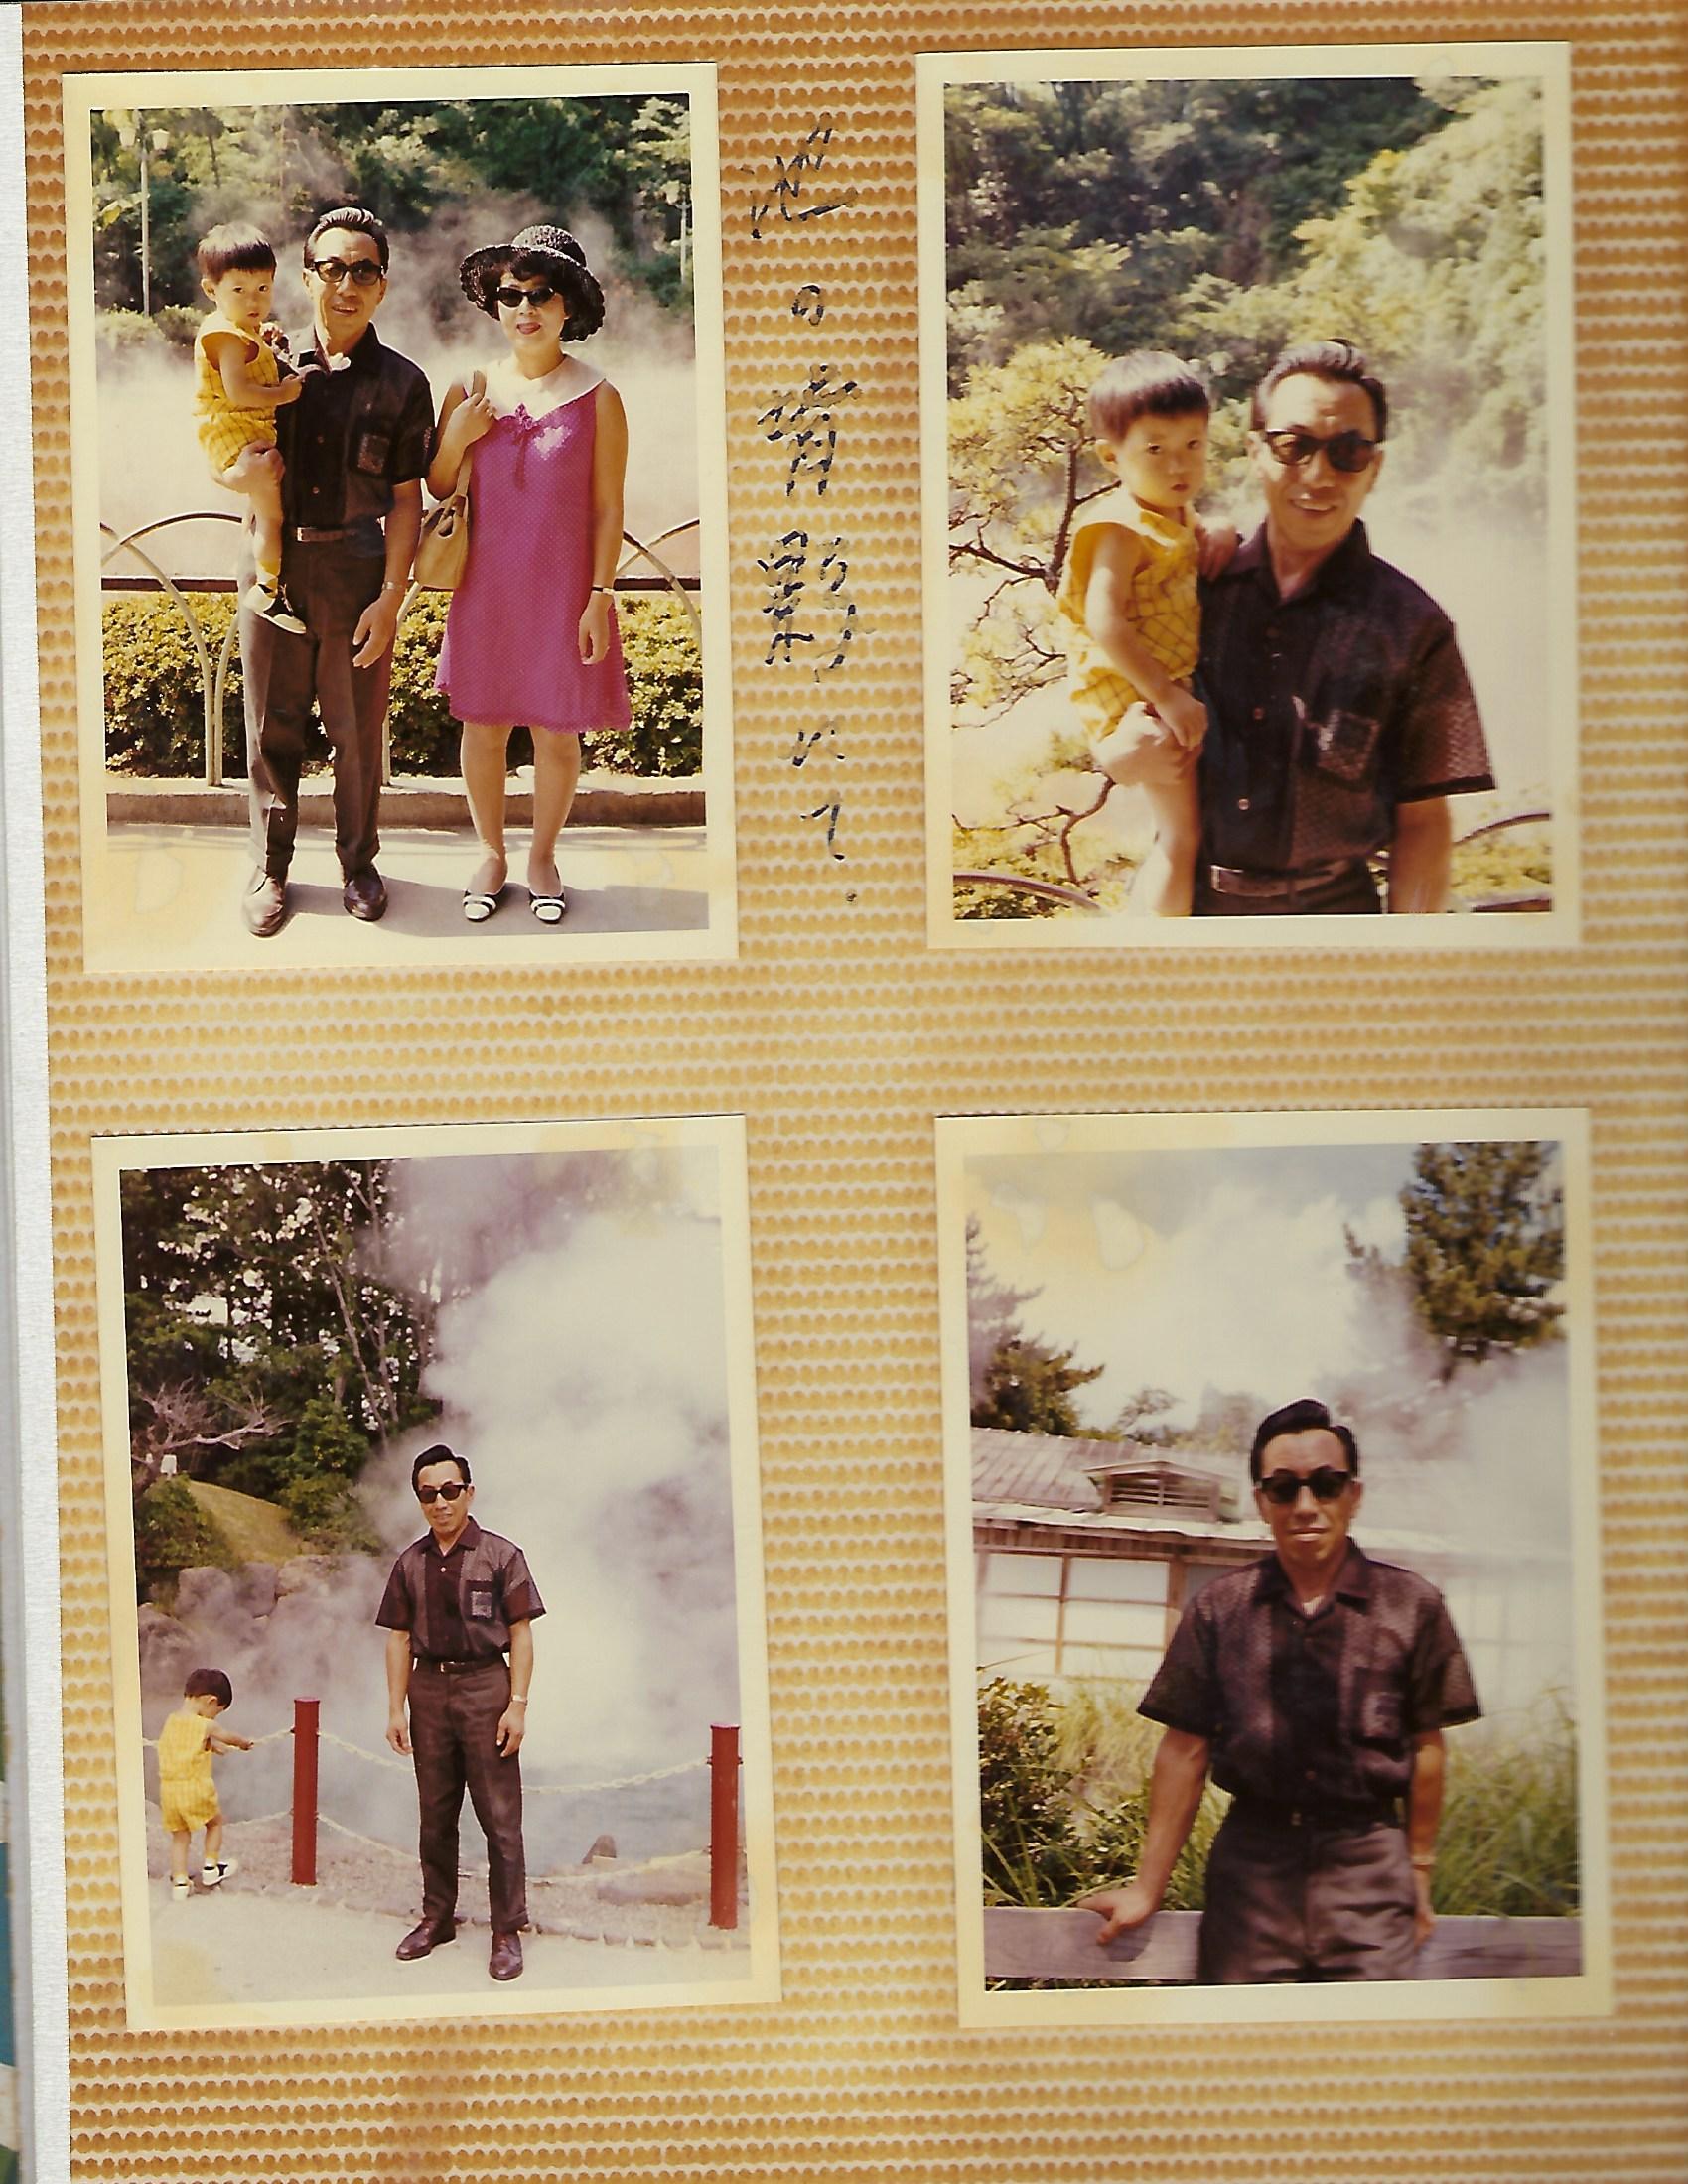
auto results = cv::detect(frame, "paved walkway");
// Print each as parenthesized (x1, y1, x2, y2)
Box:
(85, 822, 719, 972)
(148, 1884, 748, 2019)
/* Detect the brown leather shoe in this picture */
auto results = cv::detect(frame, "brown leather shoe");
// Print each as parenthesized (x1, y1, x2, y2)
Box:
(395, 1918, 455, 1962)
(241, 873, 287, 937)
(343, 868, 388, 921)
(489, 1931, 523, 1981)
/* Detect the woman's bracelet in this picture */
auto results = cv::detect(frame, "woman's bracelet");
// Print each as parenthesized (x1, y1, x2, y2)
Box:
(1410, 1853, 1436, 1870)
(590, 584, 612, 595)
(508, 1694, 529, 1706)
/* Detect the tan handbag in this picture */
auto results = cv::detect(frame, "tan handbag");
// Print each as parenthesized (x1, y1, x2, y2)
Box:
(414, 447, 473, 591)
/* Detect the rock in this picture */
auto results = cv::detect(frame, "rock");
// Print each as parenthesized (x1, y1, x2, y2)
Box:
(175, 1566, 239, 1625)
(237, 1562, 280, 1618)
(582, 1833, 618, 1865)
(137, 1605, 194, 1697)
(595, 1852, 710, 1909)
(275, 1555, 340, 1599)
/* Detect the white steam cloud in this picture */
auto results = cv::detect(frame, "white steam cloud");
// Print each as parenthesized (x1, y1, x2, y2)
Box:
(142, 1148, 743, 1869)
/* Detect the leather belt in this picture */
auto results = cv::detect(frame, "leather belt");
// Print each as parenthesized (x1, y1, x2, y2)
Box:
(1205, 857, 1368, 900)
(412, 1655, 506, 1675)
(1229, 1797, 1400, 1833)
(289, 522, 360, 543)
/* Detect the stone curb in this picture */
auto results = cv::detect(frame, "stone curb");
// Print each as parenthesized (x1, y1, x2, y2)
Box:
(106, 773, 706, 830)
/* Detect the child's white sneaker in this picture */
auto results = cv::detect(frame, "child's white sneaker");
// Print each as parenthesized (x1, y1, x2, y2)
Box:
(201, 1857, 237, 1888)
(241, 581, 308, 636)
(169, 1876, 191, 1902)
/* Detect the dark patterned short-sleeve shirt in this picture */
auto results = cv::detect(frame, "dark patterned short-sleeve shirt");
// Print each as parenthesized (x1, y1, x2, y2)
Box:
(1140, 1545, 1480, 1820)
(1197, 522, 1494, 877)
(374, 1518, 544, 1663)
(278, 323, 434, 531)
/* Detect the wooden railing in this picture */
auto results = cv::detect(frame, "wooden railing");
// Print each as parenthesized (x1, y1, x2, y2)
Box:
(984, 1904, 1583, 1982)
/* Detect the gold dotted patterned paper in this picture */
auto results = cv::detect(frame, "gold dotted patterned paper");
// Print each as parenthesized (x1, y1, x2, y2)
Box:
(20, 0, 1688, 2177)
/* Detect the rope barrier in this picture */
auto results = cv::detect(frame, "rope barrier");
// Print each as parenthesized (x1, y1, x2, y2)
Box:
(142, 1724, 293, 1752)
(145, 1793, 708, 1884)
(315, 1725, 707, 1795)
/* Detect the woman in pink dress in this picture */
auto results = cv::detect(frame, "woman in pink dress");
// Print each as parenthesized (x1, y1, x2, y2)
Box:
(429, 225, 632, 924)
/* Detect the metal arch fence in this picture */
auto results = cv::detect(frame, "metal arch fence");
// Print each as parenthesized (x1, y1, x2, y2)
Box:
(100, 511, 703, 789)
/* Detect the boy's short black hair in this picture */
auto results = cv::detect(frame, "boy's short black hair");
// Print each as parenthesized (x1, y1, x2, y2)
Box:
(303, 205, 390, 276)
(1250, 338, 1389, 442)
(1248, 1397, 1360, 1483)
(196, 223, 277, 283)
(411, 1443, 472, 1493)
(1088, 350, 1210, 443)
(184, 1667, 233, 1708)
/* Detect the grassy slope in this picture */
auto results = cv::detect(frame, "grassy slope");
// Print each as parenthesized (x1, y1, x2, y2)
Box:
(185, 1478, 302, 1565)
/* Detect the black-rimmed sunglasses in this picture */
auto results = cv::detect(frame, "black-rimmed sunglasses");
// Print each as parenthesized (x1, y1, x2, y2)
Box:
(1257, 1465, 1354, 1505)
(416, 1481, 469, 1504)
(1260, 427, 1379, 475)
(495, 283, 559, 310)
(308, 257, 384, 288)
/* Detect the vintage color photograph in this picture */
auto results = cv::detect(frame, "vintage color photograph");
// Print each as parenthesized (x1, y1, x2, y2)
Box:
(918, 44, 1577, 946)
(93, 1118, 777, 2031)
(67, 65, 734, 971)
(937, 1109, 1609, 2024)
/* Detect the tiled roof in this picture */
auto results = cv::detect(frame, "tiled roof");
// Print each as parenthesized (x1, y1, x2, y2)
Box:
(971, 1426, 1229, 1512)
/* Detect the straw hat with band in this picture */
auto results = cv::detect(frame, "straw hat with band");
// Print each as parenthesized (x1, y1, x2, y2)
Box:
(457, 224, 606, 342)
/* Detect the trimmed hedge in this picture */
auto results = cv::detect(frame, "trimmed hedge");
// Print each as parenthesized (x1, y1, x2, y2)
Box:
(102, 586, 703, 779)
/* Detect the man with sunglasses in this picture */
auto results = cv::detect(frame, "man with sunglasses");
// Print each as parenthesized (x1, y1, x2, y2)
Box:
(375, 1443, 545, 1981)
(238, 205, 435, 936)
(1082, 1398, 1479, 1981)
(1100, 340, 1493, 914)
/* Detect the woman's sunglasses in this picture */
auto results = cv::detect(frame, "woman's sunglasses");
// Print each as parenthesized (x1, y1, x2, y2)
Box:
(495, 283, 560, 310)
(1256, 1466, 1354, 1505)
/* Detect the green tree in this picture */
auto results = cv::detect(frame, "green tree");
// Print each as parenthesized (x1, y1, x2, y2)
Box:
(134, 1478, 238, 1599)
(1400, 1141, 1565, 1379)
(120, 1159, 441, 1511)
(966, 1217, 1104, 1436)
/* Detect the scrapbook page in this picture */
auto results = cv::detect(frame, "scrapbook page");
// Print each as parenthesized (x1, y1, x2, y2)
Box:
(5, 2, 1686, 2181)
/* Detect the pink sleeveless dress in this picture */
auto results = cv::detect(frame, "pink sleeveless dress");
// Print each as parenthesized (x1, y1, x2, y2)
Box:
(436, 379, 632, 735)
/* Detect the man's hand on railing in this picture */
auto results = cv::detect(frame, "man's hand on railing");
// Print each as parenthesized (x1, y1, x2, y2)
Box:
(1074, 1878, 1164, 1943)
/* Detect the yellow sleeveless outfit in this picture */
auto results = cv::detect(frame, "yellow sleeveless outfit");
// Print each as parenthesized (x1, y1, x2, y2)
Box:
(194, 310, 282, 473)
(156, 1706, 219, 1832)
(1055, 487, 1199, 738)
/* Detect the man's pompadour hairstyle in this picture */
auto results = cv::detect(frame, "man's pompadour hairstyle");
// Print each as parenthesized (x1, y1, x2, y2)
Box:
(1248, 1396, 1360, 1482)
(1250, 338, 1389, 441)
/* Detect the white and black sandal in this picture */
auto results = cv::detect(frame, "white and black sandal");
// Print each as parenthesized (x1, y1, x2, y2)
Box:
(529, 888, 567, 926)
(463, 887, 504, 924)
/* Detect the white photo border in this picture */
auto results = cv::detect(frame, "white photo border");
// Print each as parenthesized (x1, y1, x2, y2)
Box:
(917, 41, 1580, 951)
(91, 1112, 780, 2034)
(935, 1104, 1610, 2026)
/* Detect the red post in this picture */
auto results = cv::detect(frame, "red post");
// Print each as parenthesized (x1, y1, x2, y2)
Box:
(291, 1697, 319, 1886)
(708, 1722, 740, 1930)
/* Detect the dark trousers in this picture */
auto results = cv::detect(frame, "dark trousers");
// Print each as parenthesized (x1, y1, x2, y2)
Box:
(407, 1658, 527, 1935)
(239, 534, 388, 880)
(1197, 1811, 1418, 1982)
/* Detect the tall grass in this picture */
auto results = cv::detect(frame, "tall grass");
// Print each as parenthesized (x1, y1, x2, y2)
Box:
(979, 1678, 1580, 1917)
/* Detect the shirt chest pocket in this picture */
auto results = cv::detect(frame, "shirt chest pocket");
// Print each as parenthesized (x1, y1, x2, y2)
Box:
(1355, 1682, 1404, 1744)
(465, 1580, 497, 1622)
(1302, 705, 1383, 791)
(352, 425, 393, 478)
